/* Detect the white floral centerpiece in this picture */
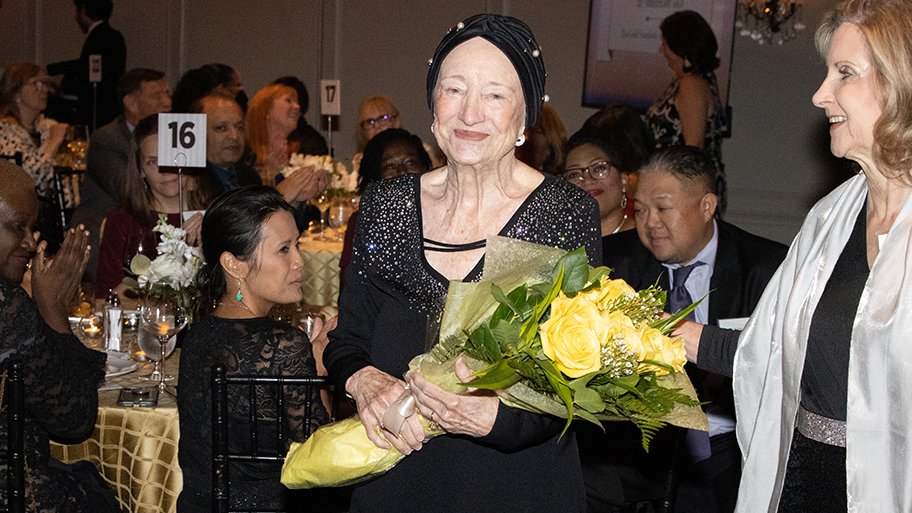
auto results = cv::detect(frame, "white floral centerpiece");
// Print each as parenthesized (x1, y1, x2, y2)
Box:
(124, 215, 203, 318)
(281, 153, 358, 195)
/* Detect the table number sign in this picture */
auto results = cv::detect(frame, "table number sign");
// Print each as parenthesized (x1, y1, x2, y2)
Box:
(89, 55, 102, 83)
(158, 113, 207, 168)
(320, 79, 341, 117)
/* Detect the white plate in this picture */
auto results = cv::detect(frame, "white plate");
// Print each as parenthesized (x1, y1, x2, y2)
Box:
(106, 354, 138, 378)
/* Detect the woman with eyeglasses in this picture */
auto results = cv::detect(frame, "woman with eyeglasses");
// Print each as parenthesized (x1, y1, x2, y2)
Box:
(562, 129, 637, 235)
(0, 63, 70, 249)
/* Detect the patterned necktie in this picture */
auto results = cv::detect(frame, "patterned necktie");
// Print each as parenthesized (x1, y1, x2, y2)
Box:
(667, 261, 704, 320)
(667, 261, 713, 461)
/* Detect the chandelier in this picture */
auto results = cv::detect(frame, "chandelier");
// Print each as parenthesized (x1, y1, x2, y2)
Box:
(736, 0, 807, 45)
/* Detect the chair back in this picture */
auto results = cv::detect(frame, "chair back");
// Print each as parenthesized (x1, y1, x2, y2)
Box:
(0, 153, 23, 167)
(0, 359, 26, 513)
(210, 366, 334, 513)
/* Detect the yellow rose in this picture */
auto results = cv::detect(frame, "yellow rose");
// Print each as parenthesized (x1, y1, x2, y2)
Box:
(598, 278, 637, 307)
(600, 310, 644, 357)
(637, 326, 687, 375)
(577, 277, 636, 308)
(541, 293, 603, 378)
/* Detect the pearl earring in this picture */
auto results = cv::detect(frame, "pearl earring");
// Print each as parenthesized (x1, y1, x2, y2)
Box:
(515, 134, 526, 147)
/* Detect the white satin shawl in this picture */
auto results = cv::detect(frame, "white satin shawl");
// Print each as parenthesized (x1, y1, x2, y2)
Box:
(732, 172, 912, 512)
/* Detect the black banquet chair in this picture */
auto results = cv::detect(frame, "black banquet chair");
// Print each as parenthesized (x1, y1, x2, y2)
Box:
(0, 358, 26, 513)
(210, 366, 342, 513)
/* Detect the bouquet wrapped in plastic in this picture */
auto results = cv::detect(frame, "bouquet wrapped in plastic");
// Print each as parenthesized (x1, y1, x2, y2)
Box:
(282, 237, 708, 489)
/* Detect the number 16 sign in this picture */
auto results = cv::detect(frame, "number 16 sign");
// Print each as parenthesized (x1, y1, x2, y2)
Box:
(158, 113, 207, 168)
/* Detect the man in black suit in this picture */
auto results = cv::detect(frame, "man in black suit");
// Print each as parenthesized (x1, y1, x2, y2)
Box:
(584, 146, 787, 513)
(47, 0, 126, 129)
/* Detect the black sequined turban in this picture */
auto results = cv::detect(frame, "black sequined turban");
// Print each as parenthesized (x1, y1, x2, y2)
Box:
(426, 13, 547, 127)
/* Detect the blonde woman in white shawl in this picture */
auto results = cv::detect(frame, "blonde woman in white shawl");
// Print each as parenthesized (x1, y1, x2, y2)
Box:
(672, 1, 912, 511)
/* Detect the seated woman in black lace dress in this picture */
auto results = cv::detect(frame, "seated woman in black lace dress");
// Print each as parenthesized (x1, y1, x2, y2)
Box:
(0, 160, 120, 512)
(176, 186, 331, 513)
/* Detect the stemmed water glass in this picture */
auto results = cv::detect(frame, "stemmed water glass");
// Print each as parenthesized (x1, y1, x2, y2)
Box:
(139, 301, 187, 391)
(310, 191, 332, 240)
(327, 197, 354, 241)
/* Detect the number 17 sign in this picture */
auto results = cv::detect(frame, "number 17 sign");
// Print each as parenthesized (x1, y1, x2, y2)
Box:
(158, 113, 207, 168)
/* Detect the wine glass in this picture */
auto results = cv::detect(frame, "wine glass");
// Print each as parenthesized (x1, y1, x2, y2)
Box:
(139, 301, 187, 391)
(67, 125, 90, 171)
(327, 197, 354, 241)
(310, 191, 332, 240)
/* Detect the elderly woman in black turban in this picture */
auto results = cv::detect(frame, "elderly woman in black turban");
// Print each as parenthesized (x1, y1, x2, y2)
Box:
(324, 13, 601, 513)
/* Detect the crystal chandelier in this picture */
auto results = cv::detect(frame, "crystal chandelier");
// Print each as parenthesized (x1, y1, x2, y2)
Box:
(736, 0, 807, 45)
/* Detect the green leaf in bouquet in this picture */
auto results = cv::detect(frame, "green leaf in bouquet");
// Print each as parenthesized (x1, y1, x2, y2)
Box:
(571, 385, 606, 414)
(463, 359, 522, 390)
(650, 294, 707, 334)
(490, 319, 520, 354)
(578, 265, 611, 293)
(553, 247, 590, 294)
(121, 276, 140, 291)
(529, 282, 554, 302)
(536, 356, 573, 431)
(572, 409, 603, 429)
(491, 284, 520, 318)
(638, 359, 675, 374)
(465, 325, 501, 362)
(520, 265, 565, 350)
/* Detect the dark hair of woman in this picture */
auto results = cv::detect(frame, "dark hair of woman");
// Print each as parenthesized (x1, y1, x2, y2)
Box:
(660, 10, 720, 75)
(126, 114, 216, 222)
(170, 67, 220, 113)
(357, 128, 432, 194)
(580, 104, 656, 174)
(197, 186, 294, 302)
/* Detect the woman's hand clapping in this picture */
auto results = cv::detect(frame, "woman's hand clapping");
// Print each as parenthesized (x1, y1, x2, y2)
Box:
(276, 165, 329, 207)
(31, 225, 90, 334)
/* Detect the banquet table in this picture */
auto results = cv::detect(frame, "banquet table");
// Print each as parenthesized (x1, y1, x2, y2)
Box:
(298, 233, 344, 307)
(51, 349, 182, 513)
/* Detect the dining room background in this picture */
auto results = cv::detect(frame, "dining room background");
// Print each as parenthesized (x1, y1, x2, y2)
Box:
(1, 0, 851, 244)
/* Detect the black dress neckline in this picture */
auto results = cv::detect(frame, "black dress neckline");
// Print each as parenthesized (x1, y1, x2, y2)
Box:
(413, 172, 551, 285)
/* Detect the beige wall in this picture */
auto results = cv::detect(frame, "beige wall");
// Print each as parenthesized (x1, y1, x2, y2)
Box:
(2, 0, 850, 243)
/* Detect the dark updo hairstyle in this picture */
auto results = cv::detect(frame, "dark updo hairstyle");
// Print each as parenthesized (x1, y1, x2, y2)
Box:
(579, 104, 655, 174)
(660, 10, 720, 75)
(197, 186, 294, 302)
(358, 128, 432, 194)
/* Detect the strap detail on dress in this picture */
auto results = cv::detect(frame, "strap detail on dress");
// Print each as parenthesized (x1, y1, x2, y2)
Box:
(422, 237, 486, 252)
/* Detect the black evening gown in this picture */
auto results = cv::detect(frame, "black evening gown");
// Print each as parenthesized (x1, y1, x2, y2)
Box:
(176, 316, 331, 513)
(0, 278, 119, 512)
(324, 173, 602, 513)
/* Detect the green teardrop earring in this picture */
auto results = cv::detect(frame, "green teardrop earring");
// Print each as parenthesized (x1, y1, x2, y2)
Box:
(236, 279, 243, 302)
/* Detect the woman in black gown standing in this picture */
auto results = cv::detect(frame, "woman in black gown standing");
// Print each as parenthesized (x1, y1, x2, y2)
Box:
(323, 14, 601, 513)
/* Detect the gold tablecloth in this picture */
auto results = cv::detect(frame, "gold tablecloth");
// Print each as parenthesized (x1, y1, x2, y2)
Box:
(299, 234, 343, 307)
(51, 350, 182, 513)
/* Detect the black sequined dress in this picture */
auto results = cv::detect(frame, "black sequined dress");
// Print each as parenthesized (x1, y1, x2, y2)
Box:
(176, 316, 329, 513)
(324, 173, 602, 513)
(0, 278, 119, 512)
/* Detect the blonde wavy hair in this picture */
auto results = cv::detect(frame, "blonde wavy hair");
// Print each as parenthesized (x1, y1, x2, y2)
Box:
(816, 0, 912, 178)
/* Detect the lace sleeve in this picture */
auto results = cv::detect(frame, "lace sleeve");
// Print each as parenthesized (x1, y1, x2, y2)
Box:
(261, 325, 329, 442)
(0, 280, 105, 442)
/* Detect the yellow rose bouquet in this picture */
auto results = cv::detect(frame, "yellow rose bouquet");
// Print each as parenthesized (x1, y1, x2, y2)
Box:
(282, 237, 707, 489)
